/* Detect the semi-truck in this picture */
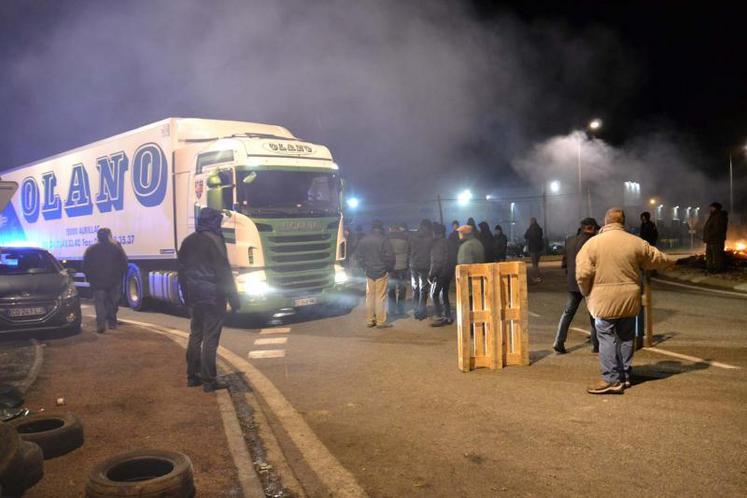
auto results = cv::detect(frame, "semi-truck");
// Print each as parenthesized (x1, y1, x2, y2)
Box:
(0, 118, 349, 317)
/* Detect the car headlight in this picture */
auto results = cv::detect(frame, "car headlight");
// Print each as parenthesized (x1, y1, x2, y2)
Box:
(334, 265, 348, 284)
(236, 271, 271, 296)
(60, 283, 78, 300)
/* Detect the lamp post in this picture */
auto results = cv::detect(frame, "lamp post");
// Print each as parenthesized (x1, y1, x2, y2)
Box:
(577, 118, 602, 218)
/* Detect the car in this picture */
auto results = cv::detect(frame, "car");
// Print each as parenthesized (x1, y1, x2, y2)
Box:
(0, 246, 81, 334)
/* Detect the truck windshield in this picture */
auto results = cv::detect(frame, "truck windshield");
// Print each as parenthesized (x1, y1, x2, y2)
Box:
(236, 170, 340, 218)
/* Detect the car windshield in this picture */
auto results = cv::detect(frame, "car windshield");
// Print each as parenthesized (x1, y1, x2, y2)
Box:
(236, 170, 340, 218)
(0, 249, 61, 275)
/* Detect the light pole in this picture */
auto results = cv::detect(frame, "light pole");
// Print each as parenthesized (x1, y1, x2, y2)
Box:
(577, 118, 602, 218)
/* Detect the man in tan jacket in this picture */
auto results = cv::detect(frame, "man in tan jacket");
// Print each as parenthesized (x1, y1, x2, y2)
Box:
(576, 208, 672, 394)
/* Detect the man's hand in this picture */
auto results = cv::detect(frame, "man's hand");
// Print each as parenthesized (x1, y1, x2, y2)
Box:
(228, 294, 241, 313)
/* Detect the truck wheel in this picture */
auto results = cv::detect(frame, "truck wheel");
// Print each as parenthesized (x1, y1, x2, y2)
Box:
(125, 264, 148, 311)
(10, 412, 84, 459)
(85, 449, 194, 498)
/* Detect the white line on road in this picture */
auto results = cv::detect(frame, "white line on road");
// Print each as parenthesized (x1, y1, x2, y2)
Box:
(652, 278, 747, 299)
(260, 327, 291, 334)
(569, 327, 741, 370)
(248, 349, 286, 359)
(254, 337, 288, 346)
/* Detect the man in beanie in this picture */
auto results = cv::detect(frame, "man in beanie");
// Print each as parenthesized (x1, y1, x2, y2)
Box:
(356, 220, 395, 328)
(178, 207, 241, 392)
(83, 227, 128, 334)
(456, 225, 485, 264)
(576, 208, 672, 394)
(553, 217, 600, 354)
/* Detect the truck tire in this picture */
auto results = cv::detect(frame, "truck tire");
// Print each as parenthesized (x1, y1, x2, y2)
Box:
(85, 449, 195, 498)
(125, 264, 149, 311)
(10, 413, 84, 459)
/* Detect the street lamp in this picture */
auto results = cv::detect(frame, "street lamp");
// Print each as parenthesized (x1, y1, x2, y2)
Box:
(577, 118, 603, 218)
(457, 189, 473, 206)
(549, 180, 560, 194)
(346, 197, 360, 209)
(649, 198, 657, 206)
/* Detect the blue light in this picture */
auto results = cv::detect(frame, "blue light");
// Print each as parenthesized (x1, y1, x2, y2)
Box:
(346, 197, 360, 209)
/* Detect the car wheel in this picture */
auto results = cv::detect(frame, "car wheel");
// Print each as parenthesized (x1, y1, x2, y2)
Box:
(86, 449, 195, 498)
(10, 412, 84, 459)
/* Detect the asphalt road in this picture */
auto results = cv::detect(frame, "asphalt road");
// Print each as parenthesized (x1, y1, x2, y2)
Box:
(103, 266, 747, 497)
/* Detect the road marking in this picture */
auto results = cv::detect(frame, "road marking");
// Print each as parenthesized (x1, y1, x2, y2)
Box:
(528, 311, 541, 317)
(113, 318, 367, 497)
(260, 327, 291, 334)
(248, 349, 286, 359)
(569, 327, 740, 370)
(254, 337, 288, 346)
(652, 278, 747, 299)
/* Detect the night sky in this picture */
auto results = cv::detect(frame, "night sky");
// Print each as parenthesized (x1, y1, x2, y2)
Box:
(0, 0, 744, 205)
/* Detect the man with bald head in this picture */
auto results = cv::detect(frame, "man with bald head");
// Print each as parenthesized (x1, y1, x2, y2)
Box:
(576, 208, 672, 394)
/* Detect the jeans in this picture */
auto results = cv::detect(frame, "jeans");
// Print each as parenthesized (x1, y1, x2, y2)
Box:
(705, 243, 725, 272)
(594, 317, 636, 383)
(387, 269, 408, 315)
(186, 303, 226, 384)
(554, 291, 598, 349)
(93, 284, 121, 331)
(366, 275, 389, 325)
(430, 276, 452, 320)
(411, 269, 429, 318)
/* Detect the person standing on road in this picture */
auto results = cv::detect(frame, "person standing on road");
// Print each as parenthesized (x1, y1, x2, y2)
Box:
(178, 207, 241, 392)
(639, 212, 658, 247)
(478, 221, 495, 262)
(83, 228, 128, 334)
(357, 220, 395, 328)
(429, 223, 453, 326)
(410, 219, 434, 320)
(387, 223, 410, 317)
(525, 218, 544, 281)
(494, 224, 508, 262)
(456, 225, 485, 264)
(447, 220, 461, 267)
(553, 218, 600, 354)
(576, 208, 672, 394)
(703, 202, 728, 273)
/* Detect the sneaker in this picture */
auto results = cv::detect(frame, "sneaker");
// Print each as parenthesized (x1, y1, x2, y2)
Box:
(203, 380, 229, 393)
(586, 380, 624, 395)
(553, 344, 567, 354)
(624, 380, 631, 389)
(366, 322, 377, 328)
(430, 320, 446, 328)
(187, 377, 202, 387)
(376, 323, 393, 329)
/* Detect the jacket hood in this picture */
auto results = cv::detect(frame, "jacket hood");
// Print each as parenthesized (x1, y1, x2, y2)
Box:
(197, 208, 223, 236)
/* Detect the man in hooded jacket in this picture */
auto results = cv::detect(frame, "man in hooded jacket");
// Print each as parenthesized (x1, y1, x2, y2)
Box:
(410, 219, 433, 320)
(178, 208, 241, 392)
(83, 227, 128, 334)
(429, 223, 453, 326)
(357, 220, 396, 328)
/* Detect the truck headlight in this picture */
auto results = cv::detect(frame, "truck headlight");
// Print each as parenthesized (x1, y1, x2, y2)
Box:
(236, 271, 271, 296)
(334, 265, 348, 284)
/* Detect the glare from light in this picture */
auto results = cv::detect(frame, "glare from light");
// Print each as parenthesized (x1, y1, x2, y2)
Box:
(2, 240, 42, 248)
(649, 198, 656, 205)
(346, 197, 360, 209)
(334, 265, 348, 284)
(549, 181, 560, 194)
(457, 189, 473, 206)
(485, 195, 492, 200)
(588, 119, 602, 131)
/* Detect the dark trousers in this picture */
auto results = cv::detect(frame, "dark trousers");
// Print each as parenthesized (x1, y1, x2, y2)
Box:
(410, 269, 429, 318)
(554, 291, 598, 349)
(430, 276, 452, 320)
(93, 284, 121, 331)
(388, 269, 408, 315)
(186, 303, 226, 384)
(705, 243, 725, 272)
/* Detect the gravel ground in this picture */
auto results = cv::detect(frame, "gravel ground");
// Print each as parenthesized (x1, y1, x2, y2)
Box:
(20, 318, 242, 497)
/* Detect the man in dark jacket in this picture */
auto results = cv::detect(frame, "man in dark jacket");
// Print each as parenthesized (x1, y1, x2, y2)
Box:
(409, 219, 433, 320)
(357, 220, 396, 328)
(447, 220, 461, 267)
(429, 223, 453, 326)
(178, 207, 241, 392)
(478, 221, 495, 262)
(83, 227, 128, 334)
(387, 224, 410, 317)
(456, 225, 485, 264)
(494, 224, 508, 261)
(703, 202, 728, 273)
(524, 218, 544, 281)
(553, 218, 600, 354)
(639, 212, 658, 246)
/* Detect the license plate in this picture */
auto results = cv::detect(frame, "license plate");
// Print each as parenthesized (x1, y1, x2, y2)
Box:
(8, 307, 46, 317)
(294, 297, 316, 307)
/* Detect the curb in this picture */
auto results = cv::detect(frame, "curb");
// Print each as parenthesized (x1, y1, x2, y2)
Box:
(17, 339, 43, 394)
(656, 272, 747, 295)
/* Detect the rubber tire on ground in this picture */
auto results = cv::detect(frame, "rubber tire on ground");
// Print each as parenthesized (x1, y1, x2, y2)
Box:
(0, 423, 23, 492)
(9, 412, 84, 459)
(125, 264, 149, 311)
(18, 441, 43, 491)
(85, 449, 195, 498)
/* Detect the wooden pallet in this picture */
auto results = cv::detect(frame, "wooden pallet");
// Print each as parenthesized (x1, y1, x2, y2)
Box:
(456, 261, 529, 372)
